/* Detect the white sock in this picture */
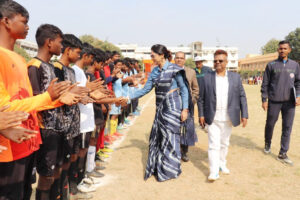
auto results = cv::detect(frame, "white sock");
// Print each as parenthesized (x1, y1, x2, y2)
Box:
(86, 146, 96, 173)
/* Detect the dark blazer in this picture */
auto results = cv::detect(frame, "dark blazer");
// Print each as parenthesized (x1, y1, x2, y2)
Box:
(198, 71, 248, 127)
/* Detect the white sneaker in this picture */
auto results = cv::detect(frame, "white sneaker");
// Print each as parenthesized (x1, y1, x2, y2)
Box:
(220, 166, 230, 175)
(83, 176, 101, 185)
(77, 182, 96, 193)
(208, 173, 220, 181)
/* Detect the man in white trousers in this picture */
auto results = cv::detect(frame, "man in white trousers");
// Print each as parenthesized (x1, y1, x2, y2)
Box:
(198, 49, 248, 181)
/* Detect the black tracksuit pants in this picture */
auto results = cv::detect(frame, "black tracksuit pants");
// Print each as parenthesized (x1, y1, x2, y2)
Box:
(264, 100, 295, 154)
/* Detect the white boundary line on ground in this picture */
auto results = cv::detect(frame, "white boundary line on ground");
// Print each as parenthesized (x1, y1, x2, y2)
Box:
(94, 94, 155, 189)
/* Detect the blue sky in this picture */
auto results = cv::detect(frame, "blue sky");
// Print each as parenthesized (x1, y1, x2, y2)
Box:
(17, 0, 300, 58)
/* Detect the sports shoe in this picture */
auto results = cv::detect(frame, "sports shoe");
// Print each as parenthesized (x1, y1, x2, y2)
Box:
(97, 151, 110, 158)
(98, 147, 113, 153)
(220, 166, 230, 174)
(264, 143, 271, 154)
(122, 124, 131, 129)
(77, 182, 96, 193)
(277, 153, 293, 165)
(87, 170, 105, 178)
(104, 136, 113, 145)
(70, 192, 93, 200)
(132, 111, 140, 116)
(95, 156, 107, 166)
(136, 106, 142, 111)
(83, 176, 101, 185)
(95, 165, 105, 171)
(114, 132, 124, 137)
(117, 125, 126, 130)
(124, 118, 131, 123)
(208, 173, 220, 181)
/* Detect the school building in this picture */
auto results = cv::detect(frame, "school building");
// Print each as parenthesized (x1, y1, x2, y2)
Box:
(116, 42, 239, 73)
(238, 52, 278, 72)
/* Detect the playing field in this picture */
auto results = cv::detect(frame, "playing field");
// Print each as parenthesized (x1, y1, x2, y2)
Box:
(94, 84, 300, 200)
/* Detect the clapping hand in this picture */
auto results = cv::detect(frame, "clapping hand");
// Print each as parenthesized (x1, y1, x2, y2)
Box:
(1, 127, 38, 144)
(0, 105, 29, 130)
(59, 92, 83, 105)
(69, 85, 90, 96)
(0, 105, 37, 144)
(86, 76, 104, 92)
(80, 96, 95, 105)
(47, 78, 71, 100)
(90, 89, 107, 100)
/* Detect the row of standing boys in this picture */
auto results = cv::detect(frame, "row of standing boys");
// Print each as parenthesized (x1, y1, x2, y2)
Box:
(0, 1, 144, 199)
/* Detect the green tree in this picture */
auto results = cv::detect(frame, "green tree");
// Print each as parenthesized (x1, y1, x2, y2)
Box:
(185, 58, 195, 68)
(14, 44, 31, 62)
(261, 39, 279, 55)
(285, 28, 300, 62)
(79, 35, 121, 52)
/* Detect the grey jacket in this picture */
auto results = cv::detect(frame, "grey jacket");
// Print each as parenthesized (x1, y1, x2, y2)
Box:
(198, 71, 248, 127)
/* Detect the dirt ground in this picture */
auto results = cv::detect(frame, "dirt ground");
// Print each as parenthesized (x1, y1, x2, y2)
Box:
(93, 85, 300, 200)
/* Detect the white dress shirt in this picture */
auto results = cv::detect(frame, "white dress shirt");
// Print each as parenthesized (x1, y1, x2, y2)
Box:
(214, 71, 230, 121)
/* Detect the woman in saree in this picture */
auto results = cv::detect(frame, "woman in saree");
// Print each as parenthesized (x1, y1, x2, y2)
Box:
(129, 44, 191, 182)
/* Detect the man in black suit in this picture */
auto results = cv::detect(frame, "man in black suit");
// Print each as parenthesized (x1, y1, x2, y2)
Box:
(198, 49, 248, 181)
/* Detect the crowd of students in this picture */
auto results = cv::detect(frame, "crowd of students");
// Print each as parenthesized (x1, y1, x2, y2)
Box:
(0, 1, 145, 200)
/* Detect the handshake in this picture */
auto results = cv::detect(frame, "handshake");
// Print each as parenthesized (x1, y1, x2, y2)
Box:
(115, 97, 129, 107)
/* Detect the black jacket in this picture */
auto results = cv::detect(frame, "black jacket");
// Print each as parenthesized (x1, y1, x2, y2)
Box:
(261, 58, 300, 102)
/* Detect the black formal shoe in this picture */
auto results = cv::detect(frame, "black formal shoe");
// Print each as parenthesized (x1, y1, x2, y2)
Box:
(181, 154, 189, 162)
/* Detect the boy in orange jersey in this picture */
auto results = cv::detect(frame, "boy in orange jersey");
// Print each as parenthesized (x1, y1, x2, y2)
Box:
(0, 1, 75, 200)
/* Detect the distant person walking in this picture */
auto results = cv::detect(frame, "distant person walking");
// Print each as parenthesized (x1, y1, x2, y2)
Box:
(261, 40, 300, 165)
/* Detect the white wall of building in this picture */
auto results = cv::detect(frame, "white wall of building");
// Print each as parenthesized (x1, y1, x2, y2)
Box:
(116, 43, 238, 70)
(15, 39, 38, 58)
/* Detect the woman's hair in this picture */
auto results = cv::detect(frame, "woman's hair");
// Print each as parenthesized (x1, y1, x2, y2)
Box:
(151, 44, 172, 61)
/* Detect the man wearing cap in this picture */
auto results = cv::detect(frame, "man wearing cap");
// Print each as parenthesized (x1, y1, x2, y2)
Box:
(194, 56, 212, 79)
(174, 51, 198, 162)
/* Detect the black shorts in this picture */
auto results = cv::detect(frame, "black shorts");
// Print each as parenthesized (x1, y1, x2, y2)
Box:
(36, 129, 64, 177)
(0, 154, 35, 200)
(80, 132, 92, 149)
